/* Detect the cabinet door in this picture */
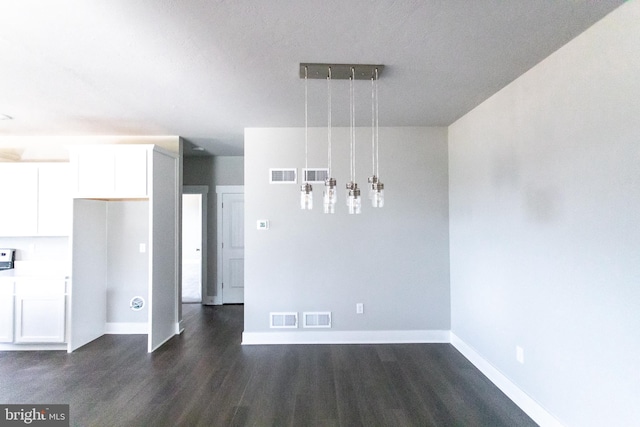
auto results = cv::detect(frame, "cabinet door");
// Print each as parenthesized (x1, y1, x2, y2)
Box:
(75, 148, 116, 196)
(114, 147, 148, 197)
(38, 164, 72, 236)
(0, 164, 38, 236)
(73, 146, 148, 198)
(0, 289, 13, 343)
(15, 283, 66, 343)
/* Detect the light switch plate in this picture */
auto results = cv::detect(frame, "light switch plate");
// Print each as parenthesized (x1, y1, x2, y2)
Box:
(257, 220, 269, 230)
(516, 346, 524, 364)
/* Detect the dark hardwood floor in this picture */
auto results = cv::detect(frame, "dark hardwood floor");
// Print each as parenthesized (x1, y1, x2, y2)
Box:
(0, 305, 537, 426)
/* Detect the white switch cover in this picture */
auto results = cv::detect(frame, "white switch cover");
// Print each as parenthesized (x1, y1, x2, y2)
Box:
(356, 303, 364, 314)
(257, 220, 270, 230)
(139, 243, 146, 253)
(516, 346, 524, 364)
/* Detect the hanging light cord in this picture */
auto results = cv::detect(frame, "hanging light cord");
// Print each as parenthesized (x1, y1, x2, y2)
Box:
(375, 68, 379, 177)
(304, 66, 309, 179)
(327, 67, 332, 177)
(371, 75, 375, 176)
(350, 68, 356, 183)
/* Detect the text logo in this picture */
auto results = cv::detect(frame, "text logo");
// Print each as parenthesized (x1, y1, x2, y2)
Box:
(0, 405, 69, 427)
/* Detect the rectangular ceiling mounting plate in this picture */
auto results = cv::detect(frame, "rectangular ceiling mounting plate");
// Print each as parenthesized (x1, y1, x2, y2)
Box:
(300, 63, 384, 80)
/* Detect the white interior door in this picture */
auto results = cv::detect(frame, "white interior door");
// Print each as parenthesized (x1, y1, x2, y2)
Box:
(221, 193, 244, 304)
(181, 194, 202, 303)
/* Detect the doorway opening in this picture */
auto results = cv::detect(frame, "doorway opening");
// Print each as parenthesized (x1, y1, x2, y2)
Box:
(182, 186, 208, 304)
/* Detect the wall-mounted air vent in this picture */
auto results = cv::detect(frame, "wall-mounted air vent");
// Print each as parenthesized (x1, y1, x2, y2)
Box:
(302, 168, 329, 183)
(269, 168, 297, 184)
(303, 312, 332, 328)
(270, 312, 298, 328)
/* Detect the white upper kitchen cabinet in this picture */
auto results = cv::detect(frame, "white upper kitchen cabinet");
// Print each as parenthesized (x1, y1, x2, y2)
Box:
(71, 145, 149, 198)
(0, 164, 38, 236)
(114, 147, 148, 197)
(0, 163, 71, 237)
(37, 163, 72, 236)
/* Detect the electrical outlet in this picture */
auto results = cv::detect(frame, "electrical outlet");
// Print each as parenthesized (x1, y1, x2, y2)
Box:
(516, 346, 524, 364)
(356, 303, 364, 314)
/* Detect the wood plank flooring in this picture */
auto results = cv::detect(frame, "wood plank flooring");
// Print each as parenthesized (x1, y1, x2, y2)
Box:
(0, 305, 537, 426)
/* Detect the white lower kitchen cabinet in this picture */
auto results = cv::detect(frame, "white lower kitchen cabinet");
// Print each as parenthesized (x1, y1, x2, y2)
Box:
(14, 279, 66, 344)
(0, 290, 13, 343)
(15, 295, 66, 343)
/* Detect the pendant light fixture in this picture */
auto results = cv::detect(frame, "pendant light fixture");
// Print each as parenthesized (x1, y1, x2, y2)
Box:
(299, 63, 384, 214)
(368, 68, 384, 208)
(323, 67, 337, 214)
(300, 66, 313, 210)
(346, 67, 361, 215)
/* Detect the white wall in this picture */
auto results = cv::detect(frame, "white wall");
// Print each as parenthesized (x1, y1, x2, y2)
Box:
(106, 201, 149, 323)
(244, 127, 450, 339)
(0, 237, 68, 267)
(214, 156, 244, 185)
(448, 2, 640, 426)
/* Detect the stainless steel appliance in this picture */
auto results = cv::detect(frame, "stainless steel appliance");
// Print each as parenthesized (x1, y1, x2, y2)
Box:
(0, 249, 15, 270)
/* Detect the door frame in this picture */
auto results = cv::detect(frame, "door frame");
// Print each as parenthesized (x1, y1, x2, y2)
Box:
(215, 185, 244, 305)
(183, 185, 208, 305)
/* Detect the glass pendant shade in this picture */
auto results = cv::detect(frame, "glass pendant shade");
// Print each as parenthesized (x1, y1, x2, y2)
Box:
(323, 178, 337, 213)
(371, 181, 384, 208)
(347, 183, 361, 215)
(300, 183, 313, 210)
(345, 181, 354, 206)
(367, 175, 378, 199)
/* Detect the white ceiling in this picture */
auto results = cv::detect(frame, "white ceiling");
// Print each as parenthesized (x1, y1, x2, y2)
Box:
(0, 0, 624, 156)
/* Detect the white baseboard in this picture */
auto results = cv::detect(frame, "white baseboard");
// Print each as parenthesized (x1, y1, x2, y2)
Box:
(176, 320, 184, 334)
(104, 322, 148, 334)
(242, 329, 450, 345)
(450, 333, 563, 427)
(0, 343, 67, 351)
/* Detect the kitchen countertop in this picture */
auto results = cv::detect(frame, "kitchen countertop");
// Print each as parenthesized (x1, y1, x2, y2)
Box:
(0, 261, 69, 280)
(0, 270, 69, 279)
